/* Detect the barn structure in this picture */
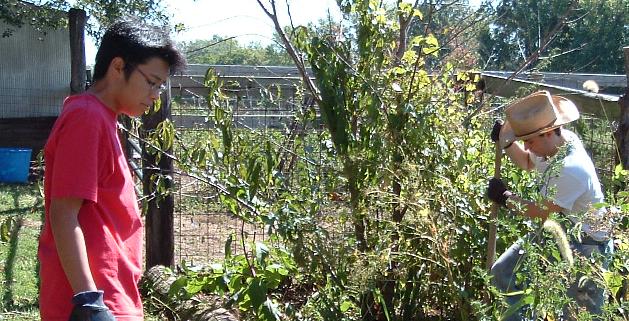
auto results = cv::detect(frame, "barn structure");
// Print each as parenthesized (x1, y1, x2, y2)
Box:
(0, 6, 71, 156)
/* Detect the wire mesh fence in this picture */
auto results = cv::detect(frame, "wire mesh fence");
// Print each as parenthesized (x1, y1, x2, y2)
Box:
(575, 113, 620, 190)
(170, 68, 327, 265)
(166, 67, 625, 267)
(0, 87, 66, 118)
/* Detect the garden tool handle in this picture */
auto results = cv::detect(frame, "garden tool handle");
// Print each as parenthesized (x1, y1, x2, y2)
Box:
(486, 122, 503, 271)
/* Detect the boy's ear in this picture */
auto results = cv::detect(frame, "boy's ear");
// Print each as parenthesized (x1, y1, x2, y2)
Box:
(108, 57, 126, 79)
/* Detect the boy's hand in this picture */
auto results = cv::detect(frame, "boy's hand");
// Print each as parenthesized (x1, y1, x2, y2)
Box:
(69, 291, 116, 321)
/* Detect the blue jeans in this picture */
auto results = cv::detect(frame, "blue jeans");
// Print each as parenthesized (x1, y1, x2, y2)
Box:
(490, 234, 613, 321)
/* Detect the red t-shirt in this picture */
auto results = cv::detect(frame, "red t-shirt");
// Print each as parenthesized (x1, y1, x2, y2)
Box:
(38, 93, 144, 320)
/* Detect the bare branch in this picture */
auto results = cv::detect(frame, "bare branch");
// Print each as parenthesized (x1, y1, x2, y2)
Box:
(285, 0, 296, 32)
(462, 1, 578, 125)
(539, 43, 587, 60)
(255, 0, 322, 105)
(255, 0, 273, 17)
(185, 36, 238, 56)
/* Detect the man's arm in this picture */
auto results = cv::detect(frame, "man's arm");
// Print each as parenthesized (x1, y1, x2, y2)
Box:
(487, 178, 564, 221)
(490, 121, 534, 170)
(504, 143, 535, 171)
(504, 191, 564, 221)
(49, 197, 97, 293)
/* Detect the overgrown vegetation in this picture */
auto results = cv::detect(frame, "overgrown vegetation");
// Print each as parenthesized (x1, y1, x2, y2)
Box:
(136, 1, 629, 320)
(2, 0, 628, 320)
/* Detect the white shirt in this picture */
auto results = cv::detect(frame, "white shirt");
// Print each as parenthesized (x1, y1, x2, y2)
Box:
(530, 130, 609, 241)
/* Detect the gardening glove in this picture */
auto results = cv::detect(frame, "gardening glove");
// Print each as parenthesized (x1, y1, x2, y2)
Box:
(487, 177, 509, 207)
(490, 120, 513, 149)
(68, 291, 116, 321)
(490, 120, 502, 143)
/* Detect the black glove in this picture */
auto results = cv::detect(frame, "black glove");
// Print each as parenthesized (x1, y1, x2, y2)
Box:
(490, 120, 502, 143)
(487, 178, 509, 207)
(68, 291, 116, 321)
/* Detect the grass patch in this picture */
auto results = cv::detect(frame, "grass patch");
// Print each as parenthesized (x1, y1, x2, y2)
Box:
(0, 183, 42, 319)
(0, 183, 163, 320)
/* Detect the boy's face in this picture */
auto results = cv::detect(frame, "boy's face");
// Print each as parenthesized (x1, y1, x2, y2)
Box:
(118, 57, 170, 117)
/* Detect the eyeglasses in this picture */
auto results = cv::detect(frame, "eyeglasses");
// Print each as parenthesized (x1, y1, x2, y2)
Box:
(135, 67, 167, 93)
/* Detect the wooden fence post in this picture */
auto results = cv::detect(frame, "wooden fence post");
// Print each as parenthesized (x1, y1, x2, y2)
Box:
(142, 82, 175, 268)
(617, 46, 629, 170)
(68, 8, 86, 94)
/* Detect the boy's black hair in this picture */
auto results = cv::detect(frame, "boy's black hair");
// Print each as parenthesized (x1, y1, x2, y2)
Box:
(92, 19, 186, 81)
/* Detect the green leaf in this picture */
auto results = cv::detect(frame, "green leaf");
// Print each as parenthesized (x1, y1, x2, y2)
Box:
(265, 140, 274, 176)
(247, 158, 262, 200)
(247, 279, 267, 309)
(219, 194, 239, 215)
(259, 298, 282, 321)
(224, 233, 233, 260)
(340, 300, 354, 312)
(412, 8, 423, 19)
(185, 276, 208, 295)
(168, 276, 188, 298)
(603, 271, 623, 297)
(501, 289, 534, 321)
(256, 242, 270, 266)
(614, 163, 628, 180)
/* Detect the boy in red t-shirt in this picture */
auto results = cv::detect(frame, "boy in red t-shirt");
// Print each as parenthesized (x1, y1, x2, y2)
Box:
(38, 20, 185, 320)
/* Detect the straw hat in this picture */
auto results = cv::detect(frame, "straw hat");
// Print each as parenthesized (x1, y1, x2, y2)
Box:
(500, 91, 580, 148)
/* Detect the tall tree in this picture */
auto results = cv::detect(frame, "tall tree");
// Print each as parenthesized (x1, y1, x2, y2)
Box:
(0, 0, 168, 39)
(408, 0, 491, 69)
(479, 0, 629, 73)
(548, 0, 629, 73)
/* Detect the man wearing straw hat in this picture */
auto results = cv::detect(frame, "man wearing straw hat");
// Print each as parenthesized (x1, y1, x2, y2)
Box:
(486, 90, 612, 320)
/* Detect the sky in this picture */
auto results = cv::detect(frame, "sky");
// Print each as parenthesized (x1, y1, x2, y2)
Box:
(85, 0, 342, 64)
(166, 0, 341, 44)
(85, 0, 481, 64)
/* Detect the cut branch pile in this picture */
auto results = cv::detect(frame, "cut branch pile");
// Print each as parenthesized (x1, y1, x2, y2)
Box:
(141, 265, 239, 321)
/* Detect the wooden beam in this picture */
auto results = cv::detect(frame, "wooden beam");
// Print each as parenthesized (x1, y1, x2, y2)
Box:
(482, 74, 620, 119)
(616, 47, 629, 170)
(68, 8, 86, 94)
(0, 117, 57, 158)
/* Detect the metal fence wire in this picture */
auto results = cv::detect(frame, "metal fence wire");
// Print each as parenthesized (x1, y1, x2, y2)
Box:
(0, 87, 66, 118)
(167, 69, 624, 266)
(170, 72, 327, 265)
(575, 113, 620, 190)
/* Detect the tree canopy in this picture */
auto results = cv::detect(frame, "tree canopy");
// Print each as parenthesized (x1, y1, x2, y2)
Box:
(479, 0, 629, 74)
(0, 0, 169, 39)
(181, 35, 293, 66)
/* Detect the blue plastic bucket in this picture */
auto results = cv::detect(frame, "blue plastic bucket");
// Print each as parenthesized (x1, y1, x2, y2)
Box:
(0, 148, 32, 183)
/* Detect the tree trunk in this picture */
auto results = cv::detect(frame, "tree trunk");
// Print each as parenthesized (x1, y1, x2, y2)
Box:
(142, 86, 175, 268)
